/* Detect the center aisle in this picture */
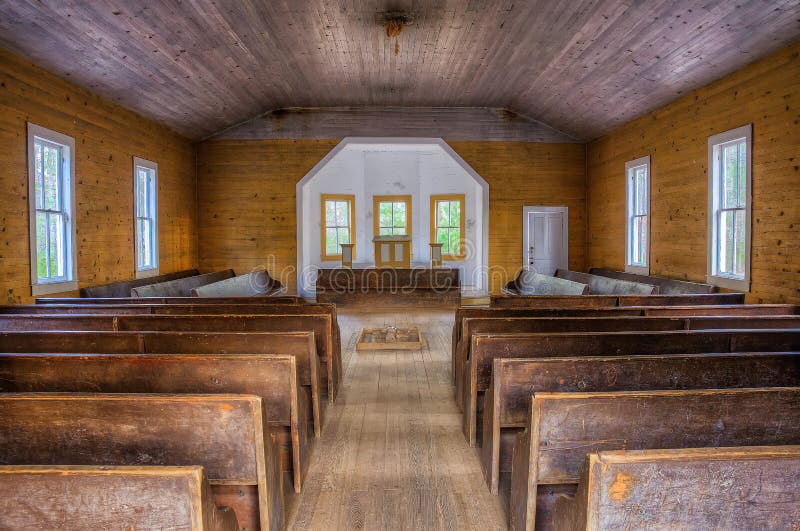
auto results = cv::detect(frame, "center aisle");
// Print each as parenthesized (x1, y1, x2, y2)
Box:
(285, 307, 508, 530)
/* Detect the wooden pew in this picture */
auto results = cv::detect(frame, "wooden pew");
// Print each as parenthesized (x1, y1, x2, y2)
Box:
(0, 352, 311, 494)
(551, 446, 800, 531)
(0, 465, 239, 530)
(501, 271, 589, 296)
(489, 292, 745, 307)
(78, 268, 199, 297)
(455, 314, 800, 412)
(588, 266, 718, 294)
(131, 269, 236, 297)
(481, 351, 800, 493)
(464, 328, 800, 449)
(38, 295, 304, 304)
(0, 326, 322, 435)
(508, 387, 800, 531)
(0, 308, 342, 402)
(0, 393, 284, 531)
(192, 270, 285, 297)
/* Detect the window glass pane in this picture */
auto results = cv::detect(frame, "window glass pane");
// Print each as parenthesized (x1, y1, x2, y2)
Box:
(325, 201, 336, 226)
(379, 202, 393, 228)
(449, 228, 461, 256)
(437, 201, 449, 228)
(737, 141, 746, 207)
(722, 144, 738, 209)
(734, 208, 746, 277)
(450, 200, 461, 227)
(335, 201, 348, 226)
(379, 227, 392, 236)
(718, 210, 736, 276)
(36, 212, 48, 279)
(393, 202, 406, 229)
(48, 213, 65, 278)
(337, 227, 350, 246)
(436, 228, 449, 253)
(43, 144, 61, 211)
(325, 228, 339, 256)
(34, 142, 44, 210)
(635, 169, 647, 215)
(632, 216, 647, 265)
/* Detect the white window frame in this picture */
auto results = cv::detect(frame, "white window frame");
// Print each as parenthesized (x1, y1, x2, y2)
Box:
(133, 157, 159, 278)
(707, 124, 752, 291)
(27, 123, 78, 296)
(625, 155, 651, 275)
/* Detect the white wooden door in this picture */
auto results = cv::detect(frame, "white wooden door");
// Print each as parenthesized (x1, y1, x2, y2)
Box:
(524, 208, 567, 275)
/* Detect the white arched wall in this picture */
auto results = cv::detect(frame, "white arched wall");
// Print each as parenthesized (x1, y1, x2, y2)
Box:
(296, 138, 489, 298)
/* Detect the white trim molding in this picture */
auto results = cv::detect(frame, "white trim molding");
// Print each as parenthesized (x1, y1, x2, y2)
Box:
(133, 156, 160, 278)
(27, 122, 78, 297)
(624, 155, 651, 275)
(706, 124, 752, 292)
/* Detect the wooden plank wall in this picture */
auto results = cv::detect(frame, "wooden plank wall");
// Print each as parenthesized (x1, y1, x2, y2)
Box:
(196, 140, 586, 294)
(587, 42, 800, 304)
(0, 49, 198, 303)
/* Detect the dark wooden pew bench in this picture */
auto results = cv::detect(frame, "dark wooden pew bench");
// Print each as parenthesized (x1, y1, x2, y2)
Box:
(464, 328, 800, 450)
(551, 446, 800, 531)
(489, 292, 745, 308)
(0, 393, 284, 531)
(509, 387, 800, 531)
(459, 318, 800, 418)
(481, 351, 800, 494)
(38, 295, 304, 304)
(0, 352, 311, 494)
(0, 465, 239, 531)
(0, 328, 323, 437)
(0, 309, 341, 403)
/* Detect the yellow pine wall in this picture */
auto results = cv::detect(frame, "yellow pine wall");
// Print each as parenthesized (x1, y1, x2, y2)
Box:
(196, 140, 587, 294)
(587, 42, 800, 303)
(0, 49, 197, 302)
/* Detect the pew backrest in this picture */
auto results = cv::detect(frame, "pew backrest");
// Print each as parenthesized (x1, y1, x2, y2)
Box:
(509, 387, 800, 531)
(192, 270, 285, 297)
(0, 393, 284, 531)
(481, 351, 800, 493)
(489, 292, 746, 307)
(37, 296, 304, 304)
(131, 269, 235, 297)
(555, 269, 658, 295)
(552, 446, 800, 531)
(0, 465, 239, 531)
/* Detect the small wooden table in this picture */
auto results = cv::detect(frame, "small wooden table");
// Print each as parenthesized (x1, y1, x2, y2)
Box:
(357, 327, 424, 351)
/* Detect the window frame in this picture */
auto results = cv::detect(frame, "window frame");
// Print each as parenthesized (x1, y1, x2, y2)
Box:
(430, 194, 466, 261)
(373, 195, 412, 239)
(320, 193, 355, 261)
(624, 155, 651, 275)
(707, 124, 752, 292)
(27, 123, 78, 296)
(133, 157, 159, 278)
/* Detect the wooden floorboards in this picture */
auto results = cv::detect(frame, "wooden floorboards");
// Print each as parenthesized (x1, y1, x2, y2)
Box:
(285, 308, 508, 530)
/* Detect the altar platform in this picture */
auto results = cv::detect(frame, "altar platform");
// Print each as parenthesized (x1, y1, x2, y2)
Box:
(315, 267, 461, 308)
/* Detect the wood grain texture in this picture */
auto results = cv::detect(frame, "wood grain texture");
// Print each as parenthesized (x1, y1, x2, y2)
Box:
(0, 465, 240, 531)
(0, 393, 284, 531)
(196, 140, 587, 295)
(0, 48, 197, 304)
(552, 446, 800, 531)
(284, 308, 508, 530)
(587, 41, 800, 304)
(1, 2, 798, 140)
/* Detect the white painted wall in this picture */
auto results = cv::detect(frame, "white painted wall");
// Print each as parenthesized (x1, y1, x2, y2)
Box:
(297, 139, 488, 297)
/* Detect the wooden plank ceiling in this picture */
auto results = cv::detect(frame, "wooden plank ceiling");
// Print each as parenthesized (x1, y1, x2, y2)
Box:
(1, 0, 798, 141)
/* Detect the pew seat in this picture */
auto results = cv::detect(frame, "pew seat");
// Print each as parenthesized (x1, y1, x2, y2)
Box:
(0, 465, 239, 531)
(131, 269, 235, 297)
(78, 269, 199, 298)
(588, 267, 718, 294)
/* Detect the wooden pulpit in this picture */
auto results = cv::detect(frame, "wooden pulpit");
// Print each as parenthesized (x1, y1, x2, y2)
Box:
(373, 235, 411, 268)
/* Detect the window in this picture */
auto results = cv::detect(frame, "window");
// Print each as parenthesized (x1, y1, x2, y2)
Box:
(625, 156, 650, 274)
(430, 194, 465, 260)
(134, 157, 159, 277)
(707, 124, 752, 291)
(374, 195, 412, 237)
(321, 194, 355, 261)
(27, 123, 77, 296)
